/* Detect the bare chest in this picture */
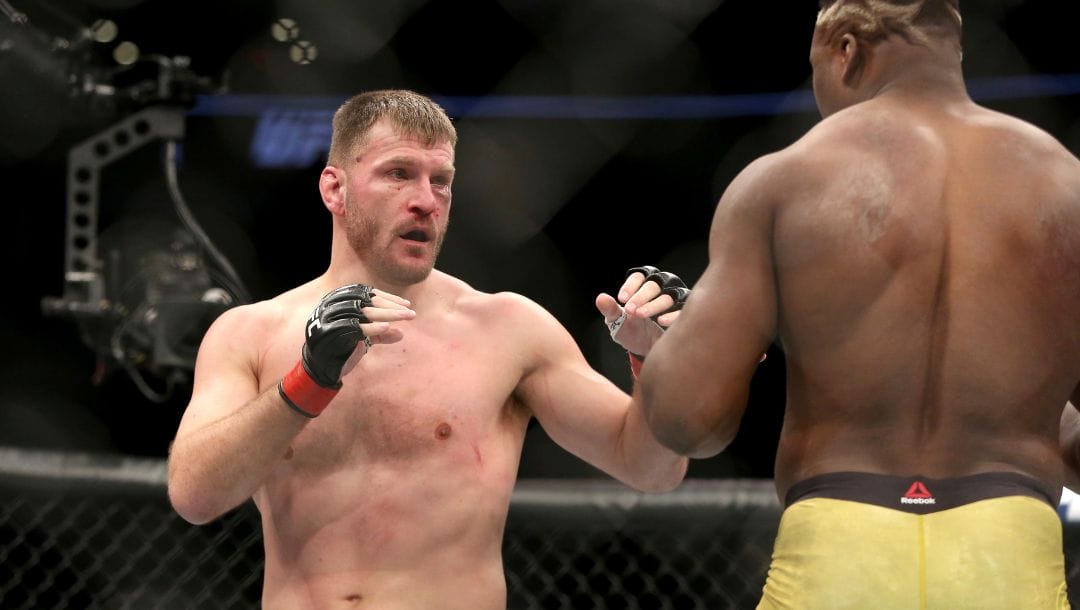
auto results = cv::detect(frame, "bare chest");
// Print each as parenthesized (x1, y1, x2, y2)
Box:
(260, 324, 529, 472)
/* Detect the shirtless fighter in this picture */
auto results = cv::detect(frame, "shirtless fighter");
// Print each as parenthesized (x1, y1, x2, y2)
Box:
(166, 90, 688, 609)
(632, 1, 1080, 608)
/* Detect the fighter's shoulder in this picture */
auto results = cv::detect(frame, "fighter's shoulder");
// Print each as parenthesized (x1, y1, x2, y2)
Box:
(962, 107, 1080, 208)
(719, 145, 815, 210)
(733, 107, 886, 185)
(978, 107, 1080, 166)
(451, 282, 553, 328)
(760, 105, 910, 185)
(436, 274, 576, 370)
(971, 105, 1061, 141)
(203, 283, 312, 346)
(438, 273, 555, 332)
(789, 103, 894, 154)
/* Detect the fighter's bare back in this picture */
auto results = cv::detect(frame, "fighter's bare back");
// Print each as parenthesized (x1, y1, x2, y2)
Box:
(768, 96, 1080, 498)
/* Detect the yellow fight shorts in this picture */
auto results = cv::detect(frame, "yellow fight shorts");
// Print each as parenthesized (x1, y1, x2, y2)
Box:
(758, 472, 1069, 610)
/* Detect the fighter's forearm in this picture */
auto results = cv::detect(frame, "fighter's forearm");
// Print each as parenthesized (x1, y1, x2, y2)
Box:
(636, 351, 745, 459)
(616, 398, 689, 492)
(168, 387, 308, 524)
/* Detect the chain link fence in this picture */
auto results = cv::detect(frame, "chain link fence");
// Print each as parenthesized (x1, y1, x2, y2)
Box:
(3, 448, 1080, 609)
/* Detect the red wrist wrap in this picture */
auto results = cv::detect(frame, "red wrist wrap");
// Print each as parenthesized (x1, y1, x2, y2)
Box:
(278, 360, 338, 418)
(628, 352, 645, 380)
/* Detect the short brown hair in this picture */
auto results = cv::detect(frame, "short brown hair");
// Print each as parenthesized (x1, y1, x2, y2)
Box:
(327, 90, 457, 166)
(816, 0, 961, 48)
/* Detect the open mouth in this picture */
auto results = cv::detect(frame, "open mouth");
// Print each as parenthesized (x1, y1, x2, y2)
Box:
(401, 229, 431, 243)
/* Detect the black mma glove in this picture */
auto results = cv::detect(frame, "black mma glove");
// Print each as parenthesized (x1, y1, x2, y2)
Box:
(279, 284, 375, 417)
(300, 284, 375, 389)
(625, 265, 690, 317)
(608, 266, 690, 377)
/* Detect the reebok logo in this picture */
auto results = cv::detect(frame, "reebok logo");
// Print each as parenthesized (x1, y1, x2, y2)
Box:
(900, 481, 936, 505)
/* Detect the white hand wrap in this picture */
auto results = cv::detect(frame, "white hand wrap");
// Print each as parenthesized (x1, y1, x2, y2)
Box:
(607, 309, 628, 340)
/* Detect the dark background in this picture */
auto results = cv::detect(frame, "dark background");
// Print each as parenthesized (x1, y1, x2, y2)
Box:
(0, 0, 1077, 481)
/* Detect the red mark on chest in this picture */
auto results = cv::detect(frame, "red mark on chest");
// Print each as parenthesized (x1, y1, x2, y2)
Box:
(435, 422, 452, 440)
(283, 446, 294, 460)
(472, 444, 483, 467)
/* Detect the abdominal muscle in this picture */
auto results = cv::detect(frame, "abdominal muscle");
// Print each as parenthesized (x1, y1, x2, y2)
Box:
(254, 433, 521, 609)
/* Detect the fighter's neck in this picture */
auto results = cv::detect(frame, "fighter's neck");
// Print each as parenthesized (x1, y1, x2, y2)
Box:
(871, 70, 970, 106)
(321, 256, 443, 312)
(865, 40, 969, 105)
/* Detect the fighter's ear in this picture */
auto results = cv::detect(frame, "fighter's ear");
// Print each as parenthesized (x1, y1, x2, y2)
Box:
(838, 32, 868, 87)
(319, 166, 347, 216)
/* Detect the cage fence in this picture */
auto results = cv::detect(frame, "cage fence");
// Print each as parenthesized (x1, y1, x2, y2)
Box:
(3, 448, 1080, 609)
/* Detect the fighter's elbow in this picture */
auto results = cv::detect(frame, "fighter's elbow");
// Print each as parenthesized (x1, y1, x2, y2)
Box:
(167, 466, 226, 525)
(646, 411, 737, 460)
(660, 429, 733, 459)
(639, 376, 746, 459)
(639, 458, 689, 493)
(168, 483, 217, 525)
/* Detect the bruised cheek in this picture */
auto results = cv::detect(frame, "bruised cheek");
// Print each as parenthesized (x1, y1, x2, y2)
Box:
(433, 204, 451, 229)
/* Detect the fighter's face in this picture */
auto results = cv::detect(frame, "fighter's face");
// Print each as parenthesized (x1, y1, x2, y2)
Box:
(341, 119, 455, 286)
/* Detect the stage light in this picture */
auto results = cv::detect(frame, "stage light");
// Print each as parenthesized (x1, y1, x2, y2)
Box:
(289, 39, 317, 65)
(271, 18, 300, 42)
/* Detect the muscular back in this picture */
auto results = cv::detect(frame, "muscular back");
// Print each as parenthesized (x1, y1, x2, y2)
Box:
(770, 98, 1080, 494)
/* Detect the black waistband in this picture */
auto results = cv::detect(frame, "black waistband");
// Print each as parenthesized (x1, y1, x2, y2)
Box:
(784, 471, 1059, 515)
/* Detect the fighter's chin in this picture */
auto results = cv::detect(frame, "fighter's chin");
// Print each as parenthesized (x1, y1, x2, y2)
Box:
(383, 259, 436, 286)
(397, 265, 435, 285)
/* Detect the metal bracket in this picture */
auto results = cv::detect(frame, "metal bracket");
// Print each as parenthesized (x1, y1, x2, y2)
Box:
(43, 105, 186, 317)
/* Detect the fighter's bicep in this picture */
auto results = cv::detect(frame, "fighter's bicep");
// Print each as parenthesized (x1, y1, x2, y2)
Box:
(661, 239, 776, 387)
(524, 357, 629, 463)
(696, 159, 781, 351)
(176, 309, 263, 438)
(510, 312, 643, 477)
(685, 250, 777, 357)
(637, 162, 779, 450)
